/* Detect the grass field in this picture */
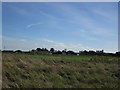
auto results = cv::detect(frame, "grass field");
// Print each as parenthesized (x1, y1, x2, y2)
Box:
(2, 52, 120, 88)
(0, 52, 2, 89)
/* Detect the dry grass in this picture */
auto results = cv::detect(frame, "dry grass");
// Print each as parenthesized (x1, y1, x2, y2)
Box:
(2, 52, 119, 88)
(0, 52, 2, 89)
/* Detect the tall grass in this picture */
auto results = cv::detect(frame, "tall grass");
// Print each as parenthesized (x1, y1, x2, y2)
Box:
(2, 53, 119, 88)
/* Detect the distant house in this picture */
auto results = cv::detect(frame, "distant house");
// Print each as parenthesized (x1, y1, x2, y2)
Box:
(52, 51, 62, 54)
(36, 51, 50, 54)
(76, 53, 79, 56)
(96, 50, 104, 54)
(67, 51, 77, 55)
(88, 50, 96, 55)
(15, 50, 22, 53)
(22, 51, 31, 54)
(79, 50, 88, 55)
(62, 51, 66, 55)
(30, 50, 50, 55)
(62, 50, 67, 55)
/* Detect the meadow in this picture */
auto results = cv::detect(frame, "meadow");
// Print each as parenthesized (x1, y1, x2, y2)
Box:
(2, 52, 119, 88)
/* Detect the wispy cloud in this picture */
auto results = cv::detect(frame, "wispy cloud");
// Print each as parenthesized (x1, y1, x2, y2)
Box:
(26, 22, 43, 28)
(2, 36, 117, 53)
(3, 36, 32, 50)
(3, 3, 117, 53)
(20, 39, 27, 42)
(42, 38, 95, 51)
(3, 3, 35, 17)
(50, 3, 117, 37)
(42, 38, 117, 53)
(42, 39, 55, 43)
(91, 6, 118, 22)
(42, 38, 66, 48)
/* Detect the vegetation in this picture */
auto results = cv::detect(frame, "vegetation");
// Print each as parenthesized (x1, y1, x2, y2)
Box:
(0, 52, 2, 89)
(2, 52, 119, 88)
(2, 48, 120, 56)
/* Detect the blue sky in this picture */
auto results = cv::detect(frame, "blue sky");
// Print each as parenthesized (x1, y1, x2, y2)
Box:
(2, 2, 118, 52)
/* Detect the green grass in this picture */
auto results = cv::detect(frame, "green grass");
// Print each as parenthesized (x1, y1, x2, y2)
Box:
(2, 52, 119, 88)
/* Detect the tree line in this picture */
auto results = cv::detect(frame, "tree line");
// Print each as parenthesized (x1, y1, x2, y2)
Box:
(1, 48, 120, 56)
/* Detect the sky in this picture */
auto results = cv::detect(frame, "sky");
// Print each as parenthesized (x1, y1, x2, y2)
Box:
(2, 2, 118, 53)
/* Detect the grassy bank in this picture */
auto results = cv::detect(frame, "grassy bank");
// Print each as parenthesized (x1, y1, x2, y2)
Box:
(2, 53, 119, 88)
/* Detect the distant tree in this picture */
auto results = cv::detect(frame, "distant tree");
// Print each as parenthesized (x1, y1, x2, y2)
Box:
(31, 49, 35, 52)
(36, 48, 41, 51)
(80, 50, 88, 55)
(2, 50, 14, 53)
(15, 50, 22, 53)
(89, 50, 96, 55)
(116, 52, 120, 56)
(50, 48, 54, 53)
(53, 50, 62, 54)
(44, 48, 48, 51)
(67, 50, 76, 55)
(57, 50, 62, 54)
(62, 49, 67, 53)
(64, 49, 67, 52)
(101, 49, 104, 53)
(41, 48, 44, 51)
